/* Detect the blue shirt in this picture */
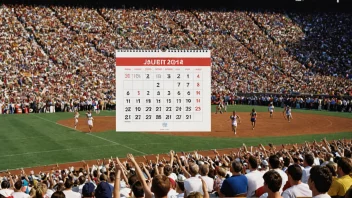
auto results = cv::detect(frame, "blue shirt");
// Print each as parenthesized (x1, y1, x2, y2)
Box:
(220, 175, 248, 197)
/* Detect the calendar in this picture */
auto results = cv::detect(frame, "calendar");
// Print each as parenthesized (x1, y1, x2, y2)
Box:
(116, 50, 211, 132)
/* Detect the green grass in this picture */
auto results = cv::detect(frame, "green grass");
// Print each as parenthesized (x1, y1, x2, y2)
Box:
(0, 106, 351, 171)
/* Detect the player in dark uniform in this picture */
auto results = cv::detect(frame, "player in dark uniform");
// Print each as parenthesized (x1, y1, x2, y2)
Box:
(250, 108, 257, 130)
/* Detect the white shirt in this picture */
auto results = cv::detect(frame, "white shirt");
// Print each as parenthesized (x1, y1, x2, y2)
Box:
(63, 189, 81, 198)
(78, 184, 85, 194)
(119, 187, 131, 198)
(269, 106, 274, 112)
(184, 177, 203, 195)
(46, 189, 54, 198)
(200, 176, 214, 192)
(274, 168, 288, 194)
(314, 158, 320, 166)
(0, 189, 14, 197)
(282, 183, 312, 198)
(302, 166, 311, 184)
(312, 193, 331, 198)
(11, 191, 30, 198)
(230, 115, 238, 126)
(245, 170, 264, 198)
(167, 189, 178, 198)
(260, 192, 268, 198)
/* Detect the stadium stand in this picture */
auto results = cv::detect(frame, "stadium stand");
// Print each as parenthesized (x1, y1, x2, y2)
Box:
(0, 0, 351, 197)
(0, 1, 351, 114)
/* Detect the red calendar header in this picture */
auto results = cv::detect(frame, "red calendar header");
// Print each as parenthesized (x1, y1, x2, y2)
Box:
(116, 58, 211, 66)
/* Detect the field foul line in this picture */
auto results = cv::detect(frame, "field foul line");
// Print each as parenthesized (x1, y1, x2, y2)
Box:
(31, 114, 147, 155)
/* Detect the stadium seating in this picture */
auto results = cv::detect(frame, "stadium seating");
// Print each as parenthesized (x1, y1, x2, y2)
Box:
(1, 4, 351, 114)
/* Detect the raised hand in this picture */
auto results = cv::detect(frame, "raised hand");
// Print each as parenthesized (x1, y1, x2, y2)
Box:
(115, 163, 123, 171)
(213, 149, 219, 155)
(127, 154, 136, 163)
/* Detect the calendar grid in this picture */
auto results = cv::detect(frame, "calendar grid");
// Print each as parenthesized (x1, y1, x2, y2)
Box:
(116, 50, 211, 132)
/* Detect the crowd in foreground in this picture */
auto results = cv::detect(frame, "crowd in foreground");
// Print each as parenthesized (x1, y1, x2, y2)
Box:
(0, 138, 351, 198)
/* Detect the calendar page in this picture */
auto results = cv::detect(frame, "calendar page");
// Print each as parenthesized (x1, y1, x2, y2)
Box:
(116, 50, 211, 132)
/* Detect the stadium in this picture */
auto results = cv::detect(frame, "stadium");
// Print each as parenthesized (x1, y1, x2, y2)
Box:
(0, 0, 351, 197)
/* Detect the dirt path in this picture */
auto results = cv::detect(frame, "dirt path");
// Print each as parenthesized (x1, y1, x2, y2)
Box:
(57, 112, 352, 137)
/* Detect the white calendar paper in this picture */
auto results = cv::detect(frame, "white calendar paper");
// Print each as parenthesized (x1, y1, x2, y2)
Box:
(116, 50, 211, 132)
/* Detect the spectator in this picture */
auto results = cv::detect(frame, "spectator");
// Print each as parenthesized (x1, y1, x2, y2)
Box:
(184, 164, 202, 196)
(12, 181, 30, 198)
(269, 155, 288, 193)
(82, 183, 95, 198)
(151, 175, 170, 198)
(62, 179, 80, 198)
(108, 173, 115, 189)
(50, 191, 65, 198)
(262, 170, 283, 198)
(245, 156, 265, 198)
(0, 181, 13, 197)
(164, 165, 177, 187)
(55, 184, 65, 192)
(213, 167, 226, 194)
(260, 160, 270, 172)
(302, 154, 314, 184)
(167, 178, 178, 198)
(35, 182, 48, 198)
(308, 166, 333, 198)
(175, 175, 186, 198)
(199, 164, 214, 193)
(345, 186, 352, 198)
(131, 181, 144, 198)
(186, 177, 209, 198)
(76, 175, 87, 194)
(219, 161, 248, 197)
(95, 175, 112, 198)
(328, 157, 352, 197)
(282, 164, 312, 198)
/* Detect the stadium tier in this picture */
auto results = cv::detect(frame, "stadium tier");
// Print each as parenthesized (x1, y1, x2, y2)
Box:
(0, 1, 351, 198)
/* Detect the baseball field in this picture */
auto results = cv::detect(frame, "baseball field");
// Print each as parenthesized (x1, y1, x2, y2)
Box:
(0, 105, 351, 172)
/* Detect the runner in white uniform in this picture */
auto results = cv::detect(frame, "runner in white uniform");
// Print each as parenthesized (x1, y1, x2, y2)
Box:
(268, 103, 275, 118)
(74, 110, 80, 129)
(229, 111, 241, 135)
(86, 110, 94, 132)
(283, 106, 293, 122)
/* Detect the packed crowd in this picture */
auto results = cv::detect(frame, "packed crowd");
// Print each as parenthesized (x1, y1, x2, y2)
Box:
(0, 4, 352, 114)
(0, 139, 351, 198)
(211, 94, 352, 112)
